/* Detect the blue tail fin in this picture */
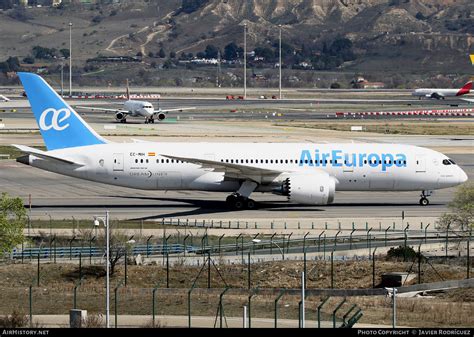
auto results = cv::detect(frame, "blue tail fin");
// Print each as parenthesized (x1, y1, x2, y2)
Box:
(18, 72, 107, 151)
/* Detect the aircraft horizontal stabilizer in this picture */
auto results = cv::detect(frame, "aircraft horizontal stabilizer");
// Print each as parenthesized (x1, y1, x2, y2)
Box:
(12, 144, 84, 166)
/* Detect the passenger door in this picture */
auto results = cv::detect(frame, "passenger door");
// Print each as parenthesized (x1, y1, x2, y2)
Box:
(415, 155, 426, 173)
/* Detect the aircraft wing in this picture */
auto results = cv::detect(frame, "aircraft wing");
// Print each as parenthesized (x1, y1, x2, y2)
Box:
(75, 106, 129, 114)
(461, 98, 474, 103)
(154, 107, 196, 113)
(12, 144, 84, 166)
(160, 154, 284, 183)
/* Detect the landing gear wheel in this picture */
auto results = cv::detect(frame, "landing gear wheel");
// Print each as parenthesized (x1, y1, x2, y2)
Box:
(246, 199, 256, 210)
(226, 195, 237, 205)
(419, 197, 429, 206)
(233, 197, 245, 210)
(151, 118, 155, 124)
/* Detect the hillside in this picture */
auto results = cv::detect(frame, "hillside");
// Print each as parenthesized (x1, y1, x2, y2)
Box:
(1, 0, 473, 86)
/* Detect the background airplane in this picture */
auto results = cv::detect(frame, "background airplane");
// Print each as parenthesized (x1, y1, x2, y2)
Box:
(76, 79, 195, 123)
(0, 94, 10, 102)
(411, 81, 472, 100)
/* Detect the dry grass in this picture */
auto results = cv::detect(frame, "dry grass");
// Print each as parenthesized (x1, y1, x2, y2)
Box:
(275, 121, 474, 135)
(0, 259, 471, 327)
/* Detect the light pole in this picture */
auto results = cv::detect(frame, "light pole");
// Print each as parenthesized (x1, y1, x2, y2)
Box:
(94, 211, 110, 328)
(278, 24, 282, 99)
(60, 59, 64, 97)
(243, 22, 247, 99)
(386, 287, 397, 328)
(69, 22, 72, 97)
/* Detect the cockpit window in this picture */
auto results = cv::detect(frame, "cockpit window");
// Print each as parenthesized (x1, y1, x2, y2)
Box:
(449, 159, 456, 165)
(442, 159, 451, 165)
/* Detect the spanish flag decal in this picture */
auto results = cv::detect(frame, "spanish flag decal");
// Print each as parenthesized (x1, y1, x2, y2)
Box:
(148, 152, 156, 156)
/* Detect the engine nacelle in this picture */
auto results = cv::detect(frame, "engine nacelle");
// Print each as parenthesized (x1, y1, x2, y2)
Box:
(157, 113, 166, 121)
(115, 112, 125, 121)
(283, 173, 336, 205)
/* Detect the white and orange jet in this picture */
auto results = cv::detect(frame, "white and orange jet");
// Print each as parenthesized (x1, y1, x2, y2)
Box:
(412, 81, 472, 100)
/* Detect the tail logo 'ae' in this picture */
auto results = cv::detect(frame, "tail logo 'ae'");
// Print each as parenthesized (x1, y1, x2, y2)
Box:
(39, 108, 71, 131)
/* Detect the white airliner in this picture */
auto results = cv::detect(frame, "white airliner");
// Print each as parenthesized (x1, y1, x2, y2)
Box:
(14, 73, 468, 209)
(76, 80, 195, 124)
(411, 81, 472, 100)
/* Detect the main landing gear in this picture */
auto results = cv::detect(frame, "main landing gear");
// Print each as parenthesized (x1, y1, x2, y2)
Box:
(419, 190, 432, 206)
(226, 194, 257, 210)
(226, 180, 258, 210)
(145, 117, 155, 124)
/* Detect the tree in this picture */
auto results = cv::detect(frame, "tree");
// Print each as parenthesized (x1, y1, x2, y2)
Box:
(0, 193, 26, 258)
(158, 48, 166, 58)
(169, 51, 176, 59)
(93, 228, 134, 276)
(59, 48, 70, 59)
(22, 56, 35, 64)
(437, 183, 473, 232)
(224, 42, 242, 60)
(204, 44, 219, 59)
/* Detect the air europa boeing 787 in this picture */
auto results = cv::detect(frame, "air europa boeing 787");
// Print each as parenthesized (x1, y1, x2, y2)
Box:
(14, 73, 468, 209)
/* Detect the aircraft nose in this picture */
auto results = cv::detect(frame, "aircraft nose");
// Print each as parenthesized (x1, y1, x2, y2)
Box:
(458, 168, 468, 184)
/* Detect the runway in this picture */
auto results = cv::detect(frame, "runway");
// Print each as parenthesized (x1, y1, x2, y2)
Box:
(1, 95, 472, 123)
(0, 154, 471, 221)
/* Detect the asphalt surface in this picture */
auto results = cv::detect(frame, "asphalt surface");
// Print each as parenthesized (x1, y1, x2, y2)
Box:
(1, 96, 472, 123)
(0, 153, 470, 221)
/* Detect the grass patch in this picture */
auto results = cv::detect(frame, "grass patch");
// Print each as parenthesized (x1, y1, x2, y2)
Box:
(275, 121, 474, 135)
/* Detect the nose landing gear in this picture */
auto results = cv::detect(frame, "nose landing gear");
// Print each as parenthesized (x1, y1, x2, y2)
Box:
(419, 190, 433, 206)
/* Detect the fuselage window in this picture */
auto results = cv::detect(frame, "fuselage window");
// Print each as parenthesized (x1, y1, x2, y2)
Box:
(285, 159, 288, 164)
(135, 159, 138, 163)
(146, 159, 149, 163)
(166, 159, 169, 163)
(364, 160, 367, 164)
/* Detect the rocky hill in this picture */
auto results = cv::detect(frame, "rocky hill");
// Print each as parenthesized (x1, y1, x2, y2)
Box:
(1, 0, 473, 84)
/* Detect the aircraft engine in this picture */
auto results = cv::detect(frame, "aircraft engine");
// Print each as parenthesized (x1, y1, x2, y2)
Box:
(282, 172, 336, 205)
(115, 112, 125, 121)
(157, 113, 166, 121)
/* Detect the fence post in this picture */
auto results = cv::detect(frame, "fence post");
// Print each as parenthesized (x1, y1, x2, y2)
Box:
(36, 254, 40, 287)
(318, 231, 325, 252)
(349, 229, 355, 250)
(467, 238, 470, 279)
(152, 287, 158, 326)
(385, 226, 390, 247)
(219, 287, 230, 328)
(372, 247, 377, 288)
(332, 298, 347, 328)
(317, 297, 330, 328)
(166, 252, 170, 288)
(274, 290, 286, 328)
(331, 251, 334, 288)
(114, 281, 124, 328)
(248, 252, 251, 289)
(424, 224, 430, 244)
(248, 292, 256, 329)
(29, 285, 33, 327)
